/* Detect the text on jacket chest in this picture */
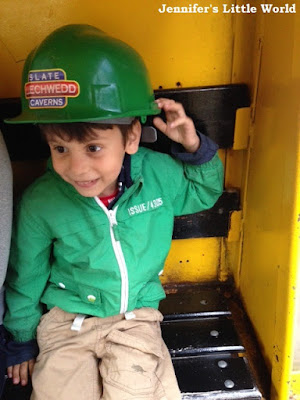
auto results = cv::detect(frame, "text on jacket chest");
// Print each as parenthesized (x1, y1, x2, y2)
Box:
(128, 198, 163, 216)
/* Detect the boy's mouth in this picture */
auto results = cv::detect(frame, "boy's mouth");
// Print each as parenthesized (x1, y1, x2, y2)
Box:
(74, 179, 99, 188)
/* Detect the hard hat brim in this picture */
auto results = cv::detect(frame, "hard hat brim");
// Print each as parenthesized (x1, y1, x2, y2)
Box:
(5, 108, 161, 125)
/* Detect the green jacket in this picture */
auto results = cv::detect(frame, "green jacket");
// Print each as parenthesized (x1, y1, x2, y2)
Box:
(4, 147, 223, 342)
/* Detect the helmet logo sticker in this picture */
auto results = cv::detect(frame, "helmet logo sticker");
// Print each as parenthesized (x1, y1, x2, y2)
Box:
(25, 69, 80, 109)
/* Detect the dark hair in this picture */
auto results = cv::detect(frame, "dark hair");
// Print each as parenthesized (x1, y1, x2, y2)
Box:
(39, 120, 137, 144)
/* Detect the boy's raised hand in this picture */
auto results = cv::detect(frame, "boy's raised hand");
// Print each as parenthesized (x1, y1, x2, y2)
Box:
(7, 359, 35, 386)
(153, 98, 200, 153)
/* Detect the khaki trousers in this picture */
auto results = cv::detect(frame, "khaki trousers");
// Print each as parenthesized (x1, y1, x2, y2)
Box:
(30, 307, 181, 400)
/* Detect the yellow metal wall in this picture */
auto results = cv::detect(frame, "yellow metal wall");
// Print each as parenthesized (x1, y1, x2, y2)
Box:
(239, 5, 300, 399)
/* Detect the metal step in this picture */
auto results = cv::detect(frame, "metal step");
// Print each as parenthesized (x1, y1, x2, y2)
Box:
(174, 354, 262, 399)
(161, 317, 245, 356)
(159, 286, 263, 399)
(160, 287, 231, 320)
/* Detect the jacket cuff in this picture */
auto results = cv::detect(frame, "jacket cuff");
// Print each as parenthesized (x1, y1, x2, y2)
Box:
(6, 338, 39, 367)
(171, 132, 219, 165)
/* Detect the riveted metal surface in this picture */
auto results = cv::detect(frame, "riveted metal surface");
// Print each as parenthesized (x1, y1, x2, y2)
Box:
(159, 286, 231, 320)
(173, 354, 261, 399)
(161, 317, 244, 357)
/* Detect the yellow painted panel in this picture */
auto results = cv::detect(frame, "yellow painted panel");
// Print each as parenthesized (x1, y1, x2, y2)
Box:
(240, 6, 300, 399)
(227, 211, 242, 243)
(223, 239, 242, 286)
(233, 108, 251, 150)
(291, 372, 300, 399)
(231, 0, 257, 86)
(224, 148, 248, 212)
(225, 150, 246, 190)
(0, 0, 234, 99)
(161, 238, 220, 284)
(293, 244, 300, 372)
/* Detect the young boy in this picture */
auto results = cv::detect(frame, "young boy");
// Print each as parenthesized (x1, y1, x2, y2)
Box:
(4, 24, 224, 400)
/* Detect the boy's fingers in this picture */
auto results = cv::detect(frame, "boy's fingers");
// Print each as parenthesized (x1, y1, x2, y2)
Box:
(153, 117, 167, 133)
(154, 115, 192, 131)
(155, 97, 175, 105)
(156, 99, 186, 117)
(7, 365, 13, 378)
(28, 359, 36, 376)
(8, 360, 34, 385)
(12, 364, 21, 384)
(169, 116, 190, 129)
(19, 361, 29, 386)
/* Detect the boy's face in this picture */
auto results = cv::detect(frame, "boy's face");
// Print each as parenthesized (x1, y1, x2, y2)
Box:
(47, 124, 140, 198)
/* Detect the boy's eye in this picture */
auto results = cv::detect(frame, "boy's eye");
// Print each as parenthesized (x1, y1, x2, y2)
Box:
(88, 145, 101, 152)
(54, 146, 67, 153)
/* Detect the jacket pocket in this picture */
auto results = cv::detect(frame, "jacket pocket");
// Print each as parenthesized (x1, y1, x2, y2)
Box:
(50, 270, 102, 307)
(76, 284, 102, 307)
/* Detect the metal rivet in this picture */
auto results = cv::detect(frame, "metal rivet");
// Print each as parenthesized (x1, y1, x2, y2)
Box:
(224, 379, 235, 388)
(218, 360, 228, 368)
(200, 300, 208, 305)
(210, 330, 219, 337)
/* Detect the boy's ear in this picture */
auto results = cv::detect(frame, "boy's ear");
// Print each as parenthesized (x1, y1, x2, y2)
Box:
(125, 120, 142, 154)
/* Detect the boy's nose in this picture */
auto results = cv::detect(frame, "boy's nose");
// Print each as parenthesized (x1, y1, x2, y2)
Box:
(68, 154, 90, 176)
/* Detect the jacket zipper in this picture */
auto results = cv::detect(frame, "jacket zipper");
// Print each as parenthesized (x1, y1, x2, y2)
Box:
(94, 197, 128, 314)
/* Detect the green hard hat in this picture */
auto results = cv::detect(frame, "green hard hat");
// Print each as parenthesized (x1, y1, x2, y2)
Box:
(7, 24, 160, 124)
